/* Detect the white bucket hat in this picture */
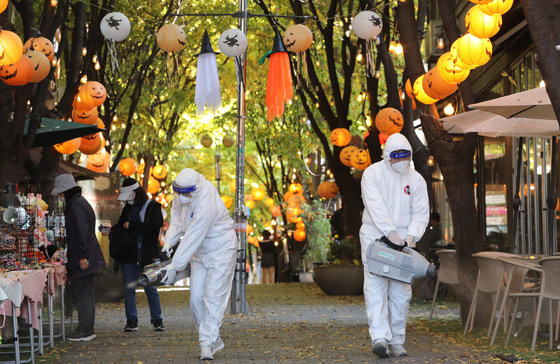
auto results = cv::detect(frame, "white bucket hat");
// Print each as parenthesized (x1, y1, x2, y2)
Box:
(51, 174, 78, 195)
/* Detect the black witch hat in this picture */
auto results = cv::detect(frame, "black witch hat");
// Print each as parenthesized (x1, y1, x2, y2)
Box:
(195, 30, 219, 56)
(269, 30, 287, 56)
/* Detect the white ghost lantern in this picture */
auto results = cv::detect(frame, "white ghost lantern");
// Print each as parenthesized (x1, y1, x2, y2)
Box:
(100, 12, 131, 42)
(351, 11, 382, 40)
(217, 29, 248, 58)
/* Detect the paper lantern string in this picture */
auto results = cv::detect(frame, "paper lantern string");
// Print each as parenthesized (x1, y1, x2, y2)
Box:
(365, 39, 375, 77)
(234, 56, 245, 92)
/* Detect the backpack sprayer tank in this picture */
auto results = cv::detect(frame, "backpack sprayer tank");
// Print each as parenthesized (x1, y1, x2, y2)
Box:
(366, 240, 437, 284)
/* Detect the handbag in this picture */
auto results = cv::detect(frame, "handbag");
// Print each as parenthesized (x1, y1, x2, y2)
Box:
(109, 224, 136, 260)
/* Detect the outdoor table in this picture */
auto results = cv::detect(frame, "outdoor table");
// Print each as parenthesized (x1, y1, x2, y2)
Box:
(0, 269, 50, 364)
(0, 276, 23, 364)
(43, 264, 66, 346)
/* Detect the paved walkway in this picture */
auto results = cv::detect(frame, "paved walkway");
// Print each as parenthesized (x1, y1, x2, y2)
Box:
(56, 283, 495, 363)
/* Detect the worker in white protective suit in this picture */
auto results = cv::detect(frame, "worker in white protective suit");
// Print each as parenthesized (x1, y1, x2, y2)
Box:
(360, 133, 429, 358)
(161, 168, 237, 360)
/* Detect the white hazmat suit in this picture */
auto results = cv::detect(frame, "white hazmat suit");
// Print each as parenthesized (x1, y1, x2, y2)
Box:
(162, 168, 236, 359)
(360, 133, 429, 357)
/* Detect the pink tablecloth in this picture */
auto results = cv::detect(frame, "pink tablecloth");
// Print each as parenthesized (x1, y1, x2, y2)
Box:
(45, 263, 67, 295)
(0, 269, 49, 330)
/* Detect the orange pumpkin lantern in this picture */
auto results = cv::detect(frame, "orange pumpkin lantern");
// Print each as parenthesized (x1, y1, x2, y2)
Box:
(413, 75, 438, 105)
(375, 108, 404, 136)
(340, 146, 358, 167)
(77, 81, 107, 110)
(330, 128, 352, 147)
(72, 107, 98, 124)
(0, 0, 8, 13)
(221, 195, 233, 209)
(146, 176, 160, 194)
(152, 165, 168, 179)
(23, 37, 55, 61)
(54, 137, 81, 155)
(118, 158, 137, 176)
(79, 134, 103, 155)
(479, 0, 514, 15)
(465, 5, 502, 39)
(251, 187, 266, 201)
(270, 205, 281, 217)
(317, 181, 339, 199)
(264, 197, 275, 207)
(86, 148, 110, 173)
(288, 183, 303, 194)
(288, 193, 306, 207)
(282, 24, 313, 53)
(25, 50, 50, 83)
(455, 33, 492, 69)
(0, 54, 33, 86)
(350, 149, 371, 170)
(422, 67, 458, 100)
(0, 29, 23, 66)
(245, 200, 255, 210)
(156, 24, 187, 53)
(294, 229, 306, 242)
(436, 52, 470, 84)
(137, 162, 153, 178)
(379, 133, 389, 145)
(296, 221, 305, 230)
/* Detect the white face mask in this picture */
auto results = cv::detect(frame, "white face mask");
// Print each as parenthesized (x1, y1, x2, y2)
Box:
(178, 195, 192, 205)
(127, 200, 134, 205)
(391, 160, 410, 174)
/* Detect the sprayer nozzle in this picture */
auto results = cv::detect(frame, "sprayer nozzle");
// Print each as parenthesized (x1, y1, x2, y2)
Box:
(426, 264, 438, 279)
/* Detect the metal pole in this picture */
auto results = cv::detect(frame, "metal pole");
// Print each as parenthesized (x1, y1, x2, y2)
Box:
(230, 0, 248, 315)
(215, 145, 221, 193)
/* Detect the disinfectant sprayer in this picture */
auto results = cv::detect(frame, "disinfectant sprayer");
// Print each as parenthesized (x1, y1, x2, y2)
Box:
(138, 249, 190, 286)
(366, 237, 437, 284)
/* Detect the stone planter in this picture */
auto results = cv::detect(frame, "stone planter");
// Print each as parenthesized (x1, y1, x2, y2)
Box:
(313, 265, 364, 295)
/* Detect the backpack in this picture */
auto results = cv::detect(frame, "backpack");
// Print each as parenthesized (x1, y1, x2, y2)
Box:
(108, 224, 136, 261)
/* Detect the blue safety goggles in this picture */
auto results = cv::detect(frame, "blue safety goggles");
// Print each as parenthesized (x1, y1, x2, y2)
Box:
(172, 182, 197, 194)
(389, 150, 411, 159)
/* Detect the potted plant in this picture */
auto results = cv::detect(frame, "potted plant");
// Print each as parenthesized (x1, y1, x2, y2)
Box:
(313, 236, 364, 295)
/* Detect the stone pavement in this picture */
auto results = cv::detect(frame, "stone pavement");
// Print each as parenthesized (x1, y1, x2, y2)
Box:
(56, 283, 496, 364)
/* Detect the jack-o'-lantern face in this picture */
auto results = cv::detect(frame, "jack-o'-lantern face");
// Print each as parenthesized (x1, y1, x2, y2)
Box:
(351, 149, 371, 170)
(0, 55, 33, 86)
(282, 24, 313, 53)
(317, 181, 339, 199)
(330, 128, 352, 147)
(79, 81, 106, 107)
(24, 37, 55, 61)
(79, 134, 103, 155)
(86, 148, 110, 173)
(375, 108, 404, 136)
(423, 67, 457, 100)
(156, 24, 187, 53)
(72, 107, 98, 124)
(436, 52, 470, 84)
(25, 50, 50, 83)
(340, 146, 358, 167)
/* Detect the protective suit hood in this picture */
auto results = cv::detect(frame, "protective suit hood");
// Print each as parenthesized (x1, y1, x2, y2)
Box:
(172, 168, 205, 197)
(383, 133, 412, 162)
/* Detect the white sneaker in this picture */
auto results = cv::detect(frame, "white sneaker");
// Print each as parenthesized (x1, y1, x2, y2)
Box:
(389, 344, 408, 357)
(212, 337, 224, 355)
(372, 338, 389, 358)
(200, 345, 213, 360)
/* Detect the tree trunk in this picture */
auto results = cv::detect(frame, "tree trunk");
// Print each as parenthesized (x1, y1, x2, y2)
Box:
(397, 1, 481, 323)
(519, 0, 560, 127)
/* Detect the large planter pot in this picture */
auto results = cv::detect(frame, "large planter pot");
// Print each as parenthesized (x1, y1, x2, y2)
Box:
(313, 265, 364, 295)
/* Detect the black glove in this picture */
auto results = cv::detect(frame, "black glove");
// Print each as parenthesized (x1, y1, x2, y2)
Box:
(380, 236, 407, 252)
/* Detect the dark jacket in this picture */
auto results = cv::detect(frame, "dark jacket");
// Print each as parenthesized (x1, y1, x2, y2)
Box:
(65, 190, 106, 279)
(115, 200, 163, 268)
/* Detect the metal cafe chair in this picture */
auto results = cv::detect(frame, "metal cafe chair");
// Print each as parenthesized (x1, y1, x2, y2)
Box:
(464, 251, 518, 336)
(490, 256, 542, 346)
(429, 249, 458, 322)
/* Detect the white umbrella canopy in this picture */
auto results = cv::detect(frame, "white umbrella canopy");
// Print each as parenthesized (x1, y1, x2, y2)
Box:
(441, 109, 560, 137)
(469, 87, 556, 120)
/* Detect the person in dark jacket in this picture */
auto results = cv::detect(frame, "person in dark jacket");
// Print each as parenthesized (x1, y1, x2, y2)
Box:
(115, 178, 165, 332)
(259, 230, 275, 284)
(51, 174, 106, 342)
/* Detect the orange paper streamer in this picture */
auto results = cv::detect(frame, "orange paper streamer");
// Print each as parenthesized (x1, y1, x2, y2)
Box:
(265, 52, 293, 121)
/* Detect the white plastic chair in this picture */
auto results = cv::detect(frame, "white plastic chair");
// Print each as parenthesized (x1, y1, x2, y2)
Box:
(527, 256, 560, 351)
(490, 256, 541, 346)
(429, 249, 458, 322)
(464, 251, 518, 336)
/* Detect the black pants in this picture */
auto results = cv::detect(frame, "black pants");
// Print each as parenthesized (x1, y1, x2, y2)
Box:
(70, 275, 95, 333)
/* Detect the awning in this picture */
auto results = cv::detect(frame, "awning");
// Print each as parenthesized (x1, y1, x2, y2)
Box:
(25, 117, 104, 148)
(469, 87, 556, 120)
(441, 109, 560, 137)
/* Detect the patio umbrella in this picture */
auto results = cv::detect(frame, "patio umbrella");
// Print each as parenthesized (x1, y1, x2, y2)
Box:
(24, 116, 104, 148)
(441, 109, 560, 137)
(469, 87, 556, 120)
